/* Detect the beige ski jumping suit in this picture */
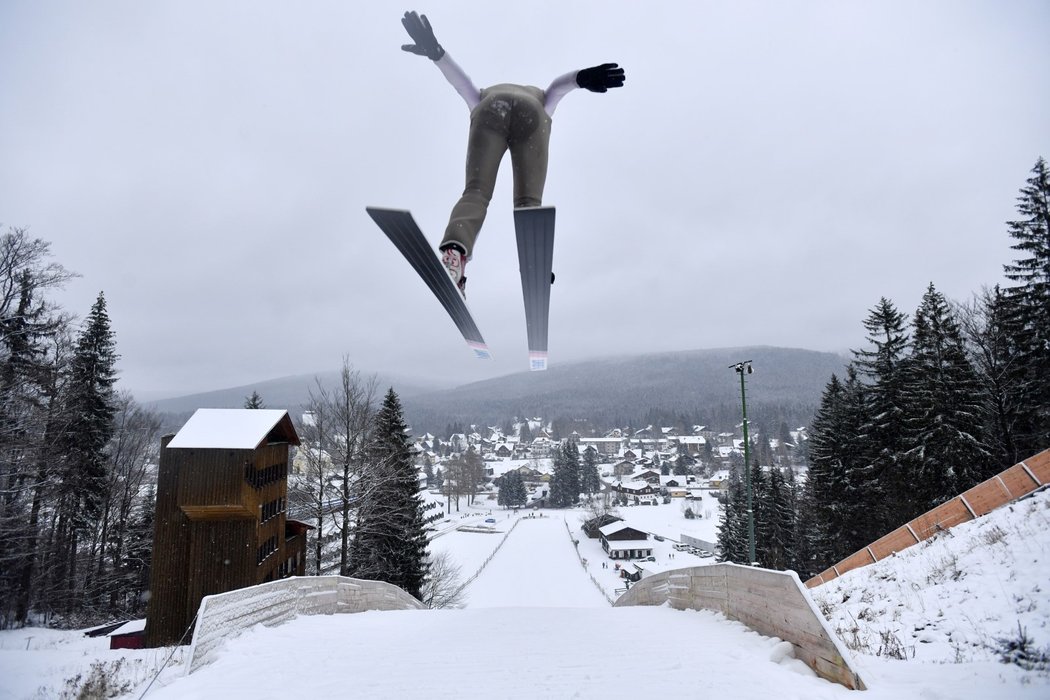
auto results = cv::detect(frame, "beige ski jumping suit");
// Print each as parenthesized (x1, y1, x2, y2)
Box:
(434, 55, 578, 257)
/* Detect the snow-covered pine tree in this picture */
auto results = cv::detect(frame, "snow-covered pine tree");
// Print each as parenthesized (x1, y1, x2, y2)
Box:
(716, 465, 748, 563)
(497, 470, 527, 508)
(36, 293, 119, 614)
(513, 470, 528, 505)
(852, 297, 910, 540)
(899, 284, 990, 515)
(758, 466, 796, 572)
(1002, 157, 1050, 458)
(748, 458, 770, 566)
(243, 391, 265, 409)
(518, 421, 533, 445)
(349, 388, 429, 600)
(802, 367, 870, 571)
(548, 449, 567, 507)
(497, 471, 513, 507)
(780, 466, 804, 573)
(549, 440, 581, 507)
(59, 294, 118, 602)
(580, 448, 601, 496)
(800, 374, 845, 570)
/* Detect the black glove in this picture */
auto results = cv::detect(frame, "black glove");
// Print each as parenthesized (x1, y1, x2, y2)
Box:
(400, 11, 444, 61)
(575, 63, 626, 93)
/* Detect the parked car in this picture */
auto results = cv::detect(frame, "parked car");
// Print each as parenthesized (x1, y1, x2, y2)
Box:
(485, 518, 496, 523)
(698, 549, 714, 558)
(645, 556, 656, 562)
(653, 534, 665, 542)
(673, 543, 689, 551)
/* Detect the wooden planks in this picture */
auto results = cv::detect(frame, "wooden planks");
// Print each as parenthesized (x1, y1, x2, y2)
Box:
(868, 525, 921, 561)
(805, 448, 1050, 589)
(144, 438, 303, 647)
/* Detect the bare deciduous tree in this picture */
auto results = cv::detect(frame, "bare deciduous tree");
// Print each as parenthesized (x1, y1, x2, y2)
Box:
(293, 385, 340, 575)
(420, 550, 465, 609)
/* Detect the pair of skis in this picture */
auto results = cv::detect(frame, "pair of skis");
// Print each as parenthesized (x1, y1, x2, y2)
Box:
(366, 206, 555, 371)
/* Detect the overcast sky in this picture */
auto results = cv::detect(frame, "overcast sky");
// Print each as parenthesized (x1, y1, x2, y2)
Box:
(2, 1, 1047, 398)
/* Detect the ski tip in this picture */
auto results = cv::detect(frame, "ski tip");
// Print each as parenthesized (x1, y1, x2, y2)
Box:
(513, 205, 556, 214)
(469, 342, 492, 360)
(365, 206, 411, 213)
(529, 351, 548, 371)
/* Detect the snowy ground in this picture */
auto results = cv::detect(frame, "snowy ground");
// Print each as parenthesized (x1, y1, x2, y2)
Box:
(811, 486, 1050, 669)
(1, 497, 1047, 698)
(458, 515, 607, 608)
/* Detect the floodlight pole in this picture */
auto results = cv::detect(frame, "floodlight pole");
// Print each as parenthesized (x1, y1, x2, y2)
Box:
(731, 361, 756, 565)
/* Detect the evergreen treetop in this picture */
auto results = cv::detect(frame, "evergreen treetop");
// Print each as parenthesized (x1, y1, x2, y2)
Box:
(350, 388, 429, 599)
(1001, 157, 1050, 454)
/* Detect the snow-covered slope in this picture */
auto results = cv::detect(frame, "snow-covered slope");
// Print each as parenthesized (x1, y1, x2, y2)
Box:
(811, 486, 1050, 669)
(461, 515, 608, 607)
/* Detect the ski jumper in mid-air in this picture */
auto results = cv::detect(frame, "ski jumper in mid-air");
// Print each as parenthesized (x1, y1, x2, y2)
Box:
(400, 11, 626, 296)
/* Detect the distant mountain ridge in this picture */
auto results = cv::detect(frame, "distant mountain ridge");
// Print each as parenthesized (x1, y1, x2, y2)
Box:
(145, 346, 847, 435)
(403, 346, 846, 433)
(145, 370, 450, 417)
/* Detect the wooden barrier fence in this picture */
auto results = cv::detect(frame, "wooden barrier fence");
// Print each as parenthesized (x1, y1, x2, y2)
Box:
(806, 448, 1050, 589)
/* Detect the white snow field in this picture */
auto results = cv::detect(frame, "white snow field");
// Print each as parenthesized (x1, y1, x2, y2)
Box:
(2, 495, 1048, 699)
(461, 514, 608, 607)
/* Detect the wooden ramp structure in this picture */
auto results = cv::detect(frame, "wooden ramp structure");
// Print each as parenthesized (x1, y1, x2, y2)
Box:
(806, 448, 1050, 589)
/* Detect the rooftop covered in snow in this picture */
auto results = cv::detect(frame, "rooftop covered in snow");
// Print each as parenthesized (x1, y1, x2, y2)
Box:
(166, 408, 300, 450)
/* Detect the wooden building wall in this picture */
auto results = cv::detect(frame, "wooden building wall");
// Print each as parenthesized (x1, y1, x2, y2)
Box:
(145, 438, 303, 647)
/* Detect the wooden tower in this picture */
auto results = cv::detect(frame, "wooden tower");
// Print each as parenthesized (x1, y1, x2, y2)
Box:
(144, 409, 307, 647)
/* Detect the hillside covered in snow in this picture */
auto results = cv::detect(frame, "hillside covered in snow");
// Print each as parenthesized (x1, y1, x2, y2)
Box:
(811, 486, 1050, 671)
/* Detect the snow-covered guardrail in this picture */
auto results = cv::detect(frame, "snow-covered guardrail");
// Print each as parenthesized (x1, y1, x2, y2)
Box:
(613, 563, 865, 691)
(187, 576, 424, 673)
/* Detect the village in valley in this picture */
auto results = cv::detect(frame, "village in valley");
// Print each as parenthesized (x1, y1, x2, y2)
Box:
(289, 416, 810, 595)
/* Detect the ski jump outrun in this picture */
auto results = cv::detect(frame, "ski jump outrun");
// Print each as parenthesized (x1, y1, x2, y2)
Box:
(367, 10, 625, 370)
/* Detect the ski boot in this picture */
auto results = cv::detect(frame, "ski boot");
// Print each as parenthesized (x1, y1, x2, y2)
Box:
(440, 243, 468, 298)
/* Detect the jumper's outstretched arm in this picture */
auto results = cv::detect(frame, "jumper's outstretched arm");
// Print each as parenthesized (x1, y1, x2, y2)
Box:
(401, 11, 480, 108)
(546, 63, 626, 115)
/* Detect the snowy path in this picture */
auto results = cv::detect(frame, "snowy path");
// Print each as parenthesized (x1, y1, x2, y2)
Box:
(462, 515, 608, 608)
(144, 606, 855, 700)
(141, 601, 1041, 700)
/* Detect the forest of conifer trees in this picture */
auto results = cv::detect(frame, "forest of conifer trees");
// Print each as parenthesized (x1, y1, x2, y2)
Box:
(718, 158, 1050, 577)
(0, 230, 161, 628)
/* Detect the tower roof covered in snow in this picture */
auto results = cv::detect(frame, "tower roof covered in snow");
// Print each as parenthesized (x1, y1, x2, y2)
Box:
(166, 408, 300, 449)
